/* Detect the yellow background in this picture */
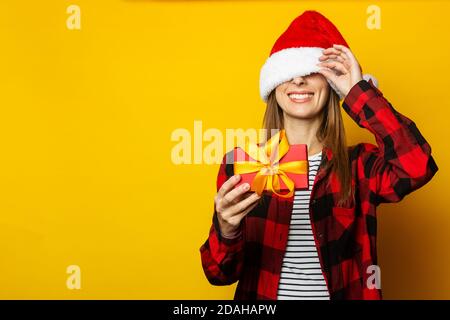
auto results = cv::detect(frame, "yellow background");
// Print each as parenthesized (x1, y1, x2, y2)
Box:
(0, 0, 449, 299)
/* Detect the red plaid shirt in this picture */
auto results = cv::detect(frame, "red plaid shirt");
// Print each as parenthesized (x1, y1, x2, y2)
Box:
(199, 79, 438, 300)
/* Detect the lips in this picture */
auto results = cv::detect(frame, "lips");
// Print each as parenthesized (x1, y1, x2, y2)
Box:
(288, 91, 314, 103)
(287, 90, 314, 95)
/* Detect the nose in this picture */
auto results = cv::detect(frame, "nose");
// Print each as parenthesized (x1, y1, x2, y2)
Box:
(291, 76, 306, 85)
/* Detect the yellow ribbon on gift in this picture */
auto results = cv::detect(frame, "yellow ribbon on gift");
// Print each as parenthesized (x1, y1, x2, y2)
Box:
(233, 129, 308, 198)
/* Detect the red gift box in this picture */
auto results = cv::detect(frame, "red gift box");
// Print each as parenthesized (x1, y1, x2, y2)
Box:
(232, 143, 309, 195)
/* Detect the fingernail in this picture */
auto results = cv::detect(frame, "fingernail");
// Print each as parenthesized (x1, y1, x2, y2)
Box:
(243, 183, 249, 190)
(235, 174, 240, 180)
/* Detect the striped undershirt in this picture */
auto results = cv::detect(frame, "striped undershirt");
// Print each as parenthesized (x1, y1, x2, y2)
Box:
(277, 151, 330, 300)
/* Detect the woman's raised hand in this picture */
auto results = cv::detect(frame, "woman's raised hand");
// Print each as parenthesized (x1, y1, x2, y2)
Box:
(316, 44, 363, 98)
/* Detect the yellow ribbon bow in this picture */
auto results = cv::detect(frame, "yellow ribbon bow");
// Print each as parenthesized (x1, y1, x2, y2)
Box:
(233, 129, 307, 198)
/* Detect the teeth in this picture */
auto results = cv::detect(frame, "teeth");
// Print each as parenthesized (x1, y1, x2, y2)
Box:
(289, 93, 313, 100)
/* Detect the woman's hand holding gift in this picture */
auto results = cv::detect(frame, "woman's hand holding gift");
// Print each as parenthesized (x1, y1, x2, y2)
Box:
(214, 174, 260, 238)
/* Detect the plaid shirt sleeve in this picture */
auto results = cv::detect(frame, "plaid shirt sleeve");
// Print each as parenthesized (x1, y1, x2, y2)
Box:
(199, 151, 245, 285)
(342, 79, 438, 205)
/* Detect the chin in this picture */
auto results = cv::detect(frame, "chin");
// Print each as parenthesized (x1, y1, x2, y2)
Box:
(286, 102, 317, 115)
(286, 110, 316, 120)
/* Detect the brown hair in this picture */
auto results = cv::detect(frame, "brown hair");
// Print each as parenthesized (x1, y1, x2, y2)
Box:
(261, 87, 354, 206)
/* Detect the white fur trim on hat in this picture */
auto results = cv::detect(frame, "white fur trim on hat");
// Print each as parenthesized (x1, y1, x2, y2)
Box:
(259, 46, 345, 102)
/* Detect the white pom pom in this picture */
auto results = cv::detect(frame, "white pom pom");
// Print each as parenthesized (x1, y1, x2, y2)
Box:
(363, 73, 378, 88)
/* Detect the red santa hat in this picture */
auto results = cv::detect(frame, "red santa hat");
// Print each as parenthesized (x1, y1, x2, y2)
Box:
(259, 10, 378, 102)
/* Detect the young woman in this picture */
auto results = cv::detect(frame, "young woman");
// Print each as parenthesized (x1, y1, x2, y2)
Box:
(199, 10, 438, 300)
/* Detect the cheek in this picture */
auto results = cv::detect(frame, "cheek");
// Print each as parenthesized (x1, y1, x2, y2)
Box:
(316, 86, 330, 106)
(275, 91, 288, 108)
(312, 95, 325, 112)
(317, 92, 327, 104)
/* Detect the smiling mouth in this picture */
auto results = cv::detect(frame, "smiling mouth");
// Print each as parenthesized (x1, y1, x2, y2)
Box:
(288, 92, 314, 103)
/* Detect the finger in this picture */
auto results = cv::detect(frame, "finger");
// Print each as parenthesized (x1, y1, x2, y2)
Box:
(316, 67, 337, 82)
(319, 54, 345, 64)
(240, 191, 255, 200)
(228, 192, 260, 217)
(221, 182, 252, 207)
(322, 47, 346, 57)
(318, 61, 348, 75)
(332, 44, 363, 77)
(217, 174, 241, 199)
(332, 44, 356, 63)
(321, 54, 352, 70)
(227, 192, 261, 216)
(234, 200, 259, 221)
(319, 54, 342, 61)
(228, 188, 254, 206)
(323, 46, 350, 62)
